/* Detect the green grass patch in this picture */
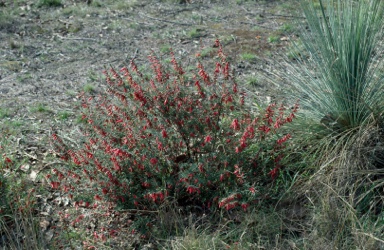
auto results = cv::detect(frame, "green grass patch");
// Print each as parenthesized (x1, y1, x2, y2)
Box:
(5, 120, 23, 128)
(280, 23, 293, 33)
(16, 73, 32, 83)
(240, 53, 257, 61)
(0, 9, 16, 30)
(57, 111, 71, 121)
(186, 28, 203, 39)
(30, 103, 50, 113)
(0, 61, 22, 72)
(199, 47, 215, 58)
(83, 84, 95, 93)
(160, 44, 172, 54)
(0, 108, 10, 119)
(267, 35, 279, 43)
(87, 71, 98, 82)
(38, 0, 62, 7)
(245, 75, 259, 87)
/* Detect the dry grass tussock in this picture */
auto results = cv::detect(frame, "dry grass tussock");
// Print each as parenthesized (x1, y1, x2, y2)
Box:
(291, 122, 384, 249)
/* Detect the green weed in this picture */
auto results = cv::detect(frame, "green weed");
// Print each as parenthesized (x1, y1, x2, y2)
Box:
(57, 111, 70, 120)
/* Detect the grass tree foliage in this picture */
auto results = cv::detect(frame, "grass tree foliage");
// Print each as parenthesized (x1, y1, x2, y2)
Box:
(289, 0, 384, 131)
(283, 0, 384, 248)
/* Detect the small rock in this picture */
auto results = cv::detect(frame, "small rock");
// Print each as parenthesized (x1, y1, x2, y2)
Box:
(29, 170, 38, 182)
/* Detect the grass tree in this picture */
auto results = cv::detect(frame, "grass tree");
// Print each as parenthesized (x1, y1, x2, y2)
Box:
(289, 0, 384, 132)
(284, 1, 384, 247)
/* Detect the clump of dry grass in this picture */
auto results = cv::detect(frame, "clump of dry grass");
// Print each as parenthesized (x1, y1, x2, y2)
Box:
(0, 203, 47, 250)
(289, 123, 384, 249)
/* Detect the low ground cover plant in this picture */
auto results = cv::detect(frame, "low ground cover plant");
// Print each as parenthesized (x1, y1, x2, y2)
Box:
(50, 40, 298, 235)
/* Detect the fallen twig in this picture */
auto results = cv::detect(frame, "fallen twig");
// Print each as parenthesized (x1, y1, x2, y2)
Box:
(55, 34, 98, 41)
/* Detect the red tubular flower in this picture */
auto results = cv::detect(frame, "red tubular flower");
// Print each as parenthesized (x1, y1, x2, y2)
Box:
(161, 129, 168, 138)
(223, 62, 230, 79)
(187, 186, 200, 194)
(258, 125, 270, 134)
(274, 118, 282, 129)
(195, 80, 201, 91)
(52, 133, 58, 140)
(129, 60, 142, 77)
(224, 202, 239, 211)
(113, 161, 122, 171)
(214, 62, 221, 74)
(198, 164, 204, 173)
(241, 203, 249, 212)
(277, 134, 291, 145)
(230, 119, 240, 130)
(142, 182, 151, 188)
(218, 194, 238, 208)
(214, 39, 221, 48)
(204, 135, 212, 143)
(225, 94, 233, 103)
(156, 137, 163, 151)
(289, 112, 295, 121)
(150, 158, 158, 165)
(158, 192, 165, 201)
(197, 63, 210, 84)
(50, 181, 60, 189)
(269, 167, 280, 179)
(68, 150, 81, 165)
(220, 174, 225, 182)
(232, 83, 237, 93)
(170, 50, 184, 75)
(94, 195, 102, 201)
(239, 138, 247, 149)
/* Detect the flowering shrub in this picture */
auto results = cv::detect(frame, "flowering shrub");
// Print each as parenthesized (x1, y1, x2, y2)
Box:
(51, 40, 298, 213)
